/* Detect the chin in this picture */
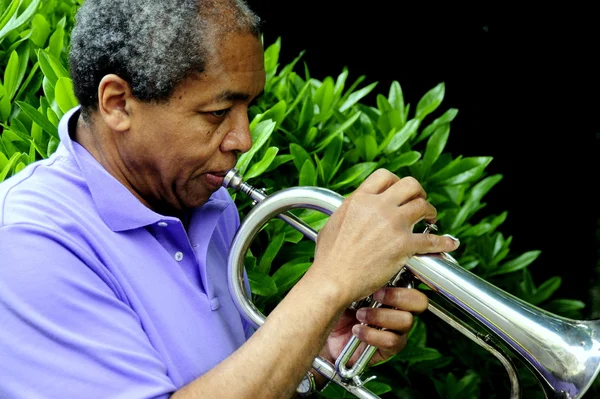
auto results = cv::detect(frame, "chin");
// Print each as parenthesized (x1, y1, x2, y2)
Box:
(183, 190, 214, 209)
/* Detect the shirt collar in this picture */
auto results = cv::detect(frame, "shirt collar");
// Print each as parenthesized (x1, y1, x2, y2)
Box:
(58, 106, 230, 232)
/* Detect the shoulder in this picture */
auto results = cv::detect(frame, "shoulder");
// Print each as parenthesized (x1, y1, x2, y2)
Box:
(0, 150, 90, 228)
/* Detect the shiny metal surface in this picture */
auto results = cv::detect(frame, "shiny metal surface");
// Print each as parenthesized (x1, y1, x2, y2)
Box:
(406, 253, 600, 399)
(223, 168, 600, 399)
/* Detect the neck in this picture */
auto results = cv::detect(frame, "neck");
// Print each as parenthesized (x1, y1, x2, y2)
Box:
(74, 114, 157, 213)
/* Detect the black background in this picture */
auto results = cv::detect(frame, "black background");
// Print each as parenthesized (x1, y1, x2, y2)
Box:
(247, 2, 599, 310)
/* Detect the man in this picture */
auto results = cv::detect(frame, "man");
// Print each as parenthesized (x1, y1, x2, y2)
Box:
(0, 0, 459, 397)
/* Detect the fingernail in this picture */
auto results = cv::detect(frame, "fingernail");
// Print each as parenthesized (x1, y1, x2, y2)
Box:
(444, 234, 460, 247)
(352, 324, 361, 337)
(356, 308, 367, 322)
(373, 288, 385, 302)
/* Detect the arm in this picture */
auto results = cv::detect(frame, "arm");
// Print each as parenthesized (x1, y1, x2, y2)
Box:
(174, 169, 459, 398)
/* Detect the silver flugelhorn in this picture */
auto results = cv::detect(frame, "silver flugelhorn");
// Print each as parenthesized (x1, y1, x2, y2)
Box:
(223, 168, 600, 399)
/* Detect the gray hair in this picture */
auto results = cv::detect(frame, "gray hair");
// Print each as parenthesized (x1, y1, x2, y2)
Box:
(69, 0, 261, 118)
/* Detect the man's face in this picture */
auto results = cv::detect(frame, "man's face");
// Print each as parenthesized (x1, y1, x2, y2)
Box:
(121, 33, 265, 215)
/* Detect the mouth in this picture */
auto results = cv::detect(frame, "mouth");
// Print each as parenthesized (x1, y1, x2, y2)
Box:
(203, 168, 233, 189)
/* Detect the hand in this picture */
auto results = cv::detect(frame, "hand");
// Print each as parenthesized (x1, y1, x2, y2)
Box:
(310, 168, 459, 305)
(320, 286, 429, 367)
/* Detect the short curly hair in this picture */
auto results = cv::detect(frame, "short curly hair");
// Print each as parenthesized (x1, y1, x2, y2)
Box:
(69, 0, 261, 118)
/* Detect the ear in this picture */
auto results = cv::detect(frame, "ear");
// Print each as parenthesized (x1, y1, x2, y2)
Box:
(97, 74, 135, 132)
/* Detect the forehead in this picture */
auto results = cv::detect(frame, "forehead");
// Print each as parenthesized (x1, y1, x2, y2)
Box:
(178, 33, 265, 104)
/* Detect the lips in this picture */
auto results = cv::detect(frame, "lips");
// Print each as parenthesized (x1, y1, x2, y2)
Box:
(204, 172, 224, 189)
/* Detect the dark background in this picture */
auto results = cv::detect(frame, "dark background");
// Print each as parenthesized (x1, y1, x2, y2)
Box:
(247, 2, 599, 312)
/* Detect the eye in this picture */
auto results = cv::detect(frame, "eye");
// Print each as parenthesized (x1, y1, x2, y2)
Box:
(210, 109, 230, 118)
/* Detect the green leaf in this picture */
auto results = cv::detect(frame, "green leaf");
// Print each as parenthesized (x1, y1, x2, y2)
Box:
(42, 75, 54, 102)
(263, 37, 280, 79)
(47, 135, 59, 156)
(14, 161, 26, 174)
(27, 139, 36, 164)
(385, 151, 421, 172)
(0, 152, 21, 182)
(303, 126, 318, 146)
(245, 146, 278, 180)
(415, 82, 445, 121)
(0, 0, 21, 33)
(448, 174, 502, 231)
(47, 105, 59, 126)
(37, 49, 69, 87)
(3, 50, 20, 100)
(256, 232, 285, 274)
(266, 154, 294, 172)
(282, 80, 310, 120)
(48, 22, 65, 58)
(321, 133, 343, 183)
(530, 276, 562, 305)
(329, 162, 378, 191)
(430, 157, 494, 187)
(394, 346, 442, 364)
(272, 261, 311, 295)
(545, 299, 586, 314)
(290, 142, 311, 173)
(491, 250, 541, 276)
(28, 138, 46, 159)
(388, 80, 405, 125)
(14, 61, 40, 101)
(0, 0, 41, 43)
(465, 174, 503, 204)
(15, 101, 58, 138)
(55, 77, 78, 113)
(1, 135, 18, 157)
(421, 123, 450, 175)
(364, 380, 392, 395)
(313, 76, 335, 119)
(362, 134, 378, 161)
(298, 158, 316, 186)
(381, 119, 420, 154)
(333, 67, 349, 97)
(415, 108, 458, 144)
(247, 270, 277, 296)
(0, 151, 8, 170)
(13, 40, 31, 96)
(339, 81, 378, 112)
(0, 84, 11, 121)
(1, 128, 28, 144)
(258, 100, 286, 127)
(30, 13, 51, 47)
(236, 120, 276, 175)
(314, 110, 361, 152)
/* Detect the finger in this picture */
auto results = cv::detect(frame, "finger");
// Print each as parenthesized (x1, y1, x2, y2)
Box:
(354, 168, 400, 194)
(373, 288, 429, 314)
(408, 231, 460, 254)
(395, 196, 438, 227)
(380, 176, 428, 206)
(356, 307, 415, 333)
(351, 325, 407, 353)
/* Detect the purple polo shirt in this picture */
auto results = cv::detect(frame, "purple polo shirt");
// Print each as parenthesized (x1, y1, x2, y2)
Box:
(0, 107, 253, 398)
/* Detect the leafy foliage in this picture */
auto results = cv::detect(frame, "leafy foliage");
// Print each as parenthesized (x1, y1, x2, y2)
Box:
(0, 0, 78, 181)
(0, 1, 593, 398)
(227, 38, 590, 398)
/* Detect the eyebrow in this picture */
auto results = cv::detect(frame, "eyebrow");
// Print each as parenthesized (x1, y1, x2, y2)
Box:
(215, 89, 264, 103)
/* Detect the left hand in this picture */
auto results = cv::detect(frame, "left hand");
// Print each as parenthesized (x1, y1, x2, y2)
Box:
(320, 286, 429, 366)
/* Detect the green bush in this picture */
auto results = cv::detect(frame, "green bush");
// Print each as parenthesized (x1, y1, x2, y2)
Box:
(0, 1, 594, 398)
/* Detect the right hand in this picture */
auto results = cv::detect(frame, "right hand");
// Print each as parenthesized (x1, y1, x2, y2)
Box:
(311, 168, 459, 305)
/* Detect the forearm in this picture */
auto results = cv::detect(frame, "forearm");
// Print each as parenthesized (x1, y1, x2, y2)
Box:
(171, 270, 346, 399)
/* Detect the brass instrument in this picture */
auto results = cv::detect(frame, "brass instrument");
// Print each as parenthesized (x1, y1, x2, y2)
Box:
(223, 168, 600, 399)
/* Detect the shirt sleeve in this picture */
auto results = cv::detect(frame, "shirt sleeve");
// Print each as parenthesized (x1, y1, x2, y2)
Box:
(0, 224, 177, 399)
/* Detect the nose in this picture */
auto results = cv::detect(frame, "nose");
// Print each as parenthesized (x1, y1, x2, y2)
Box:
(220, 110, 253, 154)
